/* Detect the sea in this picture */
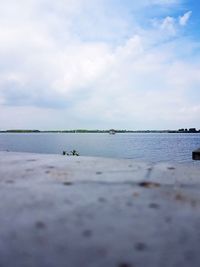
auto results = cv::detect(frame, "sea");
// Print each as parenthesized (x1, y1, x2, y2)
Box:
(0, 133, 200, 163)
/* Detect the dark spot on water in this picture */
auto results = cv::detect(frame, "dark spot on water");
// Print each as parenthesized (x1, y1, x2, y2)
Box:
(168, 167, 175, 170)
(35, 221, 46, 229)
(128, 165, 133, 168)
(149, 203, 160, 209)
(138, 181, 160, 188)
(98, 197, 106, 203)
(82, 229, 93, 238)
(6, 180, 14, 184)
(96, 171, 102, 175)
(27, 159, 37, 162)
(63, 181, 73, 186)
(45, 170, 51, 174)
(147, 167, 153, 171)
(133, 192, 139, 197)
(135, 242, 147, 251)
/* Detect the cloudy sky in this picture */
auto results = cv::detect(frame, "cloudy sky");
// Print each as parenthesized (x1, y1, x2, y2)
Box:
(0, 0, 199, 130)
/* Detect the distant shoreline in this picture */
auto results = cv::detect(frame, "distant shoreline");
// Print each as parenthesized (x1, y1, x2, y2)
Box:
(1, 129, 200, 134)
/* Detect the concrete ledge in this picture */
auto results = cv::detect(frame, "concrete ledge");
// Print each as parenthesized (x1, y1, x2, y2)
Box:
(0, 151, 200, 267)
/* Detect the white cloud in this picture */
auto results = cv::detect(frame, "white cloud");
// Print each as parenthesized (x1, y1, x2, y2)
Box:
(179, 11, 192, 26)
(0, 0, 199, 130)
(160, 16, 176, 35)
(152, 10, 192, 37)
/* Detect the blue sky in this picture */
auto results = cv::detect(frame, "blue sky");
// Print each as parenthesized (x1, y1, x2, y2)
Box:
(0, 0, 200, 130)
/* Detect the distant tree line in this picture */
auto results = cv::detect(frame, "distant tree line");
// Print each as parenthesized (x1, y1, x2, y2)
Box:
(2, 130, 40, 133)
(178, 128, 200, 133)
(0, 128, 200, 133)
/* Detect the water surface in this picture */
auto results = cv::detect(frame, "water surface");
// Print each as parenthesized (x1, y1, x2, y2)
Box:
(0, 133, 200, 163)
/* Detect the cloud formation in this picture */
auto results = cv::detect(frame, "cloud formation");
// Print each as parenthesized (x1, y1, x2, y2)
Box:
(152, 10, 192, 36)
(179, 11, 192, 26)
(0, 0, 199, 130)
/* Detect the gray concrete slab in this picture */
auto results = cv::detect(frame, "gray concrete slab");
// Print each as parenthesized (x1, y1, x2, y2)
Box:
(0, 151, 200, 267)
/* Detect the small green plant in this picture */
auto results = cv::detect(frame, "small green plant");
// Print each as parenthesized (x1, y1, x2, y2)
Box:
(63, 150, 79, 156)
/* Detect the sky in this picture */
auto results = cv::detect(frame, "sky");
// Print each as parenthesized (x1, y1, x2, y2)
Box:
(0, 0, 200, 130)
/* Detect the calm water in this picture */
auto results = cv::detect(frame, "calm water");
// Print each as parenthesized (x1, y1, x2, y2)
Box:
(0, 133, 200, 163)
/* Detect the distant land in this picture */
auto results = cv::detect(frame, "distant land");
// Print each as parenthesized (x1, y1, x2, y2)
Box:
(0, 128, 200, 133)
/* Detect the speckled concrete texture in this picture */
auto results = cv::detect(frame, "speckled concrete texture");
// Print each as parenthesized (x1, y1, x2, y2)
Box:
(0, 151, 200, 267)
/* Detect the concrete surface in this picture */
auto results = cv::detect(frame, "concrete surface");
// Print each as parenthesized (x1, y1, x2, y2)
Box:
(0, 151, 200, 267)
